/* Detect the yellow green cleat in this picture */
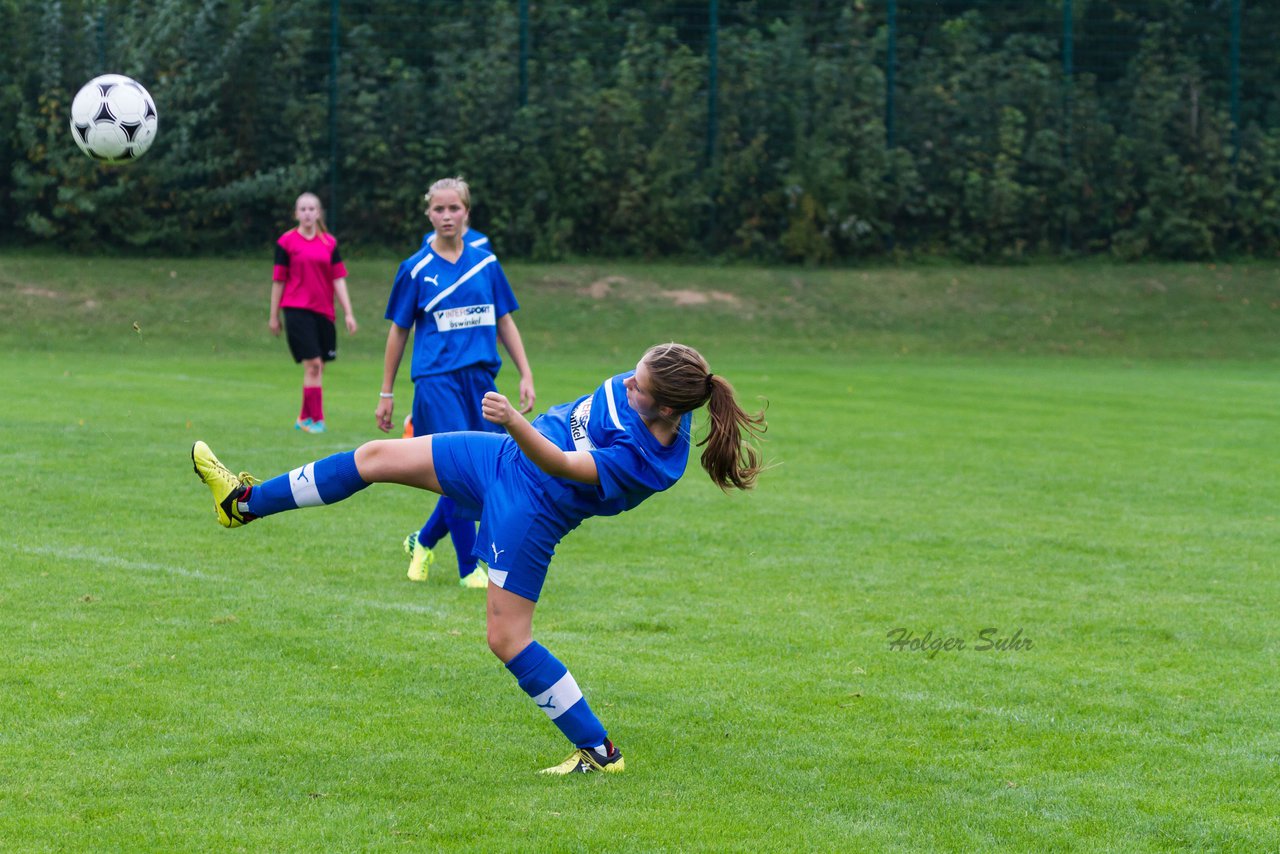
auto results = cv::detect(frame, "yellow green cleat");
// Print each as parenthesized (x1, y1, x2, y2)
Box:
(538, 743, 625, 776)
(403, 531, 436, 582)
(459, 565, 489, 589)
(191, 441, 258, 528)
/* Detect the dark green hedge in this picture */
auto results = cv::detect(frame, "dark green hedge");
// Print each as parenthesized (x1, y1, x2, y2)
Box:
(2, 0, 1277, 261)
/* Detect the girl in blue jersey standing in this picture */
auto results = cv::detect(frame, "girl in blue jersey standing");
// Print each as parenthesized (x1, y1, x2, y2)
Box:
(399, 197, 496, 433)
(191, 342, 766, 775)
(376, 177, 536, 589)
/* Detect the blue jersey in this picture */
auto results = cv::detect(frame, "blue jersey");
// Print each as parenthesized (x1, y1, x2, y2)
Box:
(385, 241, 518, 380)
(525, 372, 693, 520)
(421, 228, 491, 253)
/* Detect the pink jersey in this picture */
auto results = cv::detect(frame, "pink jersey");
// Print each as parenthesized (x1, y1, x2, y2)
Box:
(273, 229, 349, 321)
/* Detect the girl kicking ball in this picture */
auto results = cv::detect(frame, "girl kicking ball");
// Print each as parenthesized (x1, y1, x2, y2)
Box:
(192, 342, 766, 774)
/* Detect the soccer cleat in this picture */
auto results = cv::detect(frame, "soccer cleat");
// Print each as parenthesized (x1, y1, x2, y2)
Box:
(402, 415, 414, 439)
(538, 741, 625, 776)
(294, 418, 313, 432)
(459, 565, 489, 589)
(403, 531, 435, 582)
(191, 441, 258, 528)
(307, 420, 327, 434)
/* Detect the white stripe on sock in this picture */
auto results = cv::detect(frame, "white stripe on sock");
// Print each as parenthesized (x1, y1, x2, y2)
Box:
(532, 671, 584, 721)
(288, 463, 323, 507)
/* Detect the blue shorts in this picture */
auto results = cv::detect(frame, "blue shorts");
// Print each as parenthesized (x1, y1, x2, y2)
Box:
(411, 367, 503, 436)
(431, 432, 582, 603)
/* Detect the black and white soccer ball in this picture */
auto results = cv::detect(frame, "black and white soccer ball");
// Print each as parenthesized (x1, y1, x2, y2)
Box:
(69, 74, 158, 164)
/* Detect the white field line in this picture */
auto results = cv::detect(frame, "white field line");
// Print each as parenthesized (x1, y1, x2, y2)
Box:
(7, 543, 452, 618)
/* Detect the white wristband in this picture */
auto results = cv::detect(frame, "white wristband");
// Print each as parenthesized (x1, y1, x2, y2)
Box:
(379, 392, 394, 399)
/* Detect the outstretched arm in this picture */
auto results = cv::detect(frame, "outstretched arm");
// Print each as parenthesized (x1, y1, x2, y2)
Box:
(482, 392, 598, 485)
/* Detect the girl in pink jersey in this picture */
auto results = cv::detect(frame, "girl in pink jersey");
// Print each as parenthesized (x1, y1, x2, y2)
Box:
(270, 192, 359, 433)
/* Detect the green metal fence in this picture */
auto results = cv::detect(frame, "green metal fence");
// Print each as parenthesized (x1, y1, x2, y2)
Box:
(319, 1, 1276, 241)
(9, 1, 1279, 258)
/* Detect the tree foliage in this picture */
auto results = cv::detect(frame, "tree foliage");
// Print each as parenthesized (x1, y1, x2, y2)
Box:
(1, 0, 1277, 261)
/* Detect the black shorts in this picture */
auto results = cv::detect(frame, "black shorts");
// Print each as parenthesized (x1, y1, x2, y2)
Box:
(283, 308, 337, 363)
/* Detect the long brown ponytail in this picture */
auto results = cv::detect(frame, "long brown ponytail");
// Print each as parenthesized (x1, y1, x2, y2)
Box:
(642, 343, 767, 491)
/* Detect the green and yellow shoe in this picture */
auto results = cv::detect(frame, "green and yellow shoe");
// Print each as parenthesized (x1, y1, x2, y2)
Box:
(191, 441, 258, 528)
(538, 742, 625, 776)
(459, 565, 489, 589)
(403, 531, 435, 582)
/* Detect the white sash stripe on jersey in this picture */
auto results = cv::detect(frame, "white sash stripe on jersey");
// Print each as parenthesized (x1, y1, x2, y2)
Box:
(409, 253, 435, 279)
(603, 376, 626, 431)
(532, 671, 584, 721)
(421, 254, 498, 315)
(569, 396, 596, 451)
(469, 236, 490, 248)
(288, 463, 324, 507)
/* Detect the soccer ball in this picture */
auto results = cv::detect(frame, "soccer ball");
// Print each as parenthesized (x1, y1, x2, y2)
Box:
(69, 74, 158, 164)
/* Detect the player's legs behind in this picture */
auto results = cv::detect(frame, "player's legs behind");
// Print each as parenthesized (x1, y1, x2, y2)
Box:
(401, 414, 488, 589)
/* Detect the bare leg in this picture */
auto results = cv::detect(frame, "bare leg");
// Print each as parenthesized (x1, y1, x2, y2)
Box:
(353, 435, 445, 493)
(302, 357, 323, 387)
(487, 584, 536, 663)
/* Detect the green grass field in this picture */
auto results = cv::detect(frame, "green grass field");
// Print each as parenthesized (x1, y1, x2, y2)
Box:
(1, 252, 1277, 851)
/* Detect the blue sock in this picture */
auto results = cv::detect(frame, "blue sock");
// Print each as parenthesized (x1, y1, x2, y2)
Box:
(244, 450, 369, 518)
(505, 641, 606, 749)
(417, 498, 452, 549)
(445, 508, 479, 577)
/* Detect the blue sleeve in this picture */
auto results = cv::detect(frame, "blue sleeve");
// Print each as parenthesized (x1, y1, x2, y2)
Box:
(385, 261, 417, 328)
(489, 259, 519, 317)
(590, 437, 665, 503)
